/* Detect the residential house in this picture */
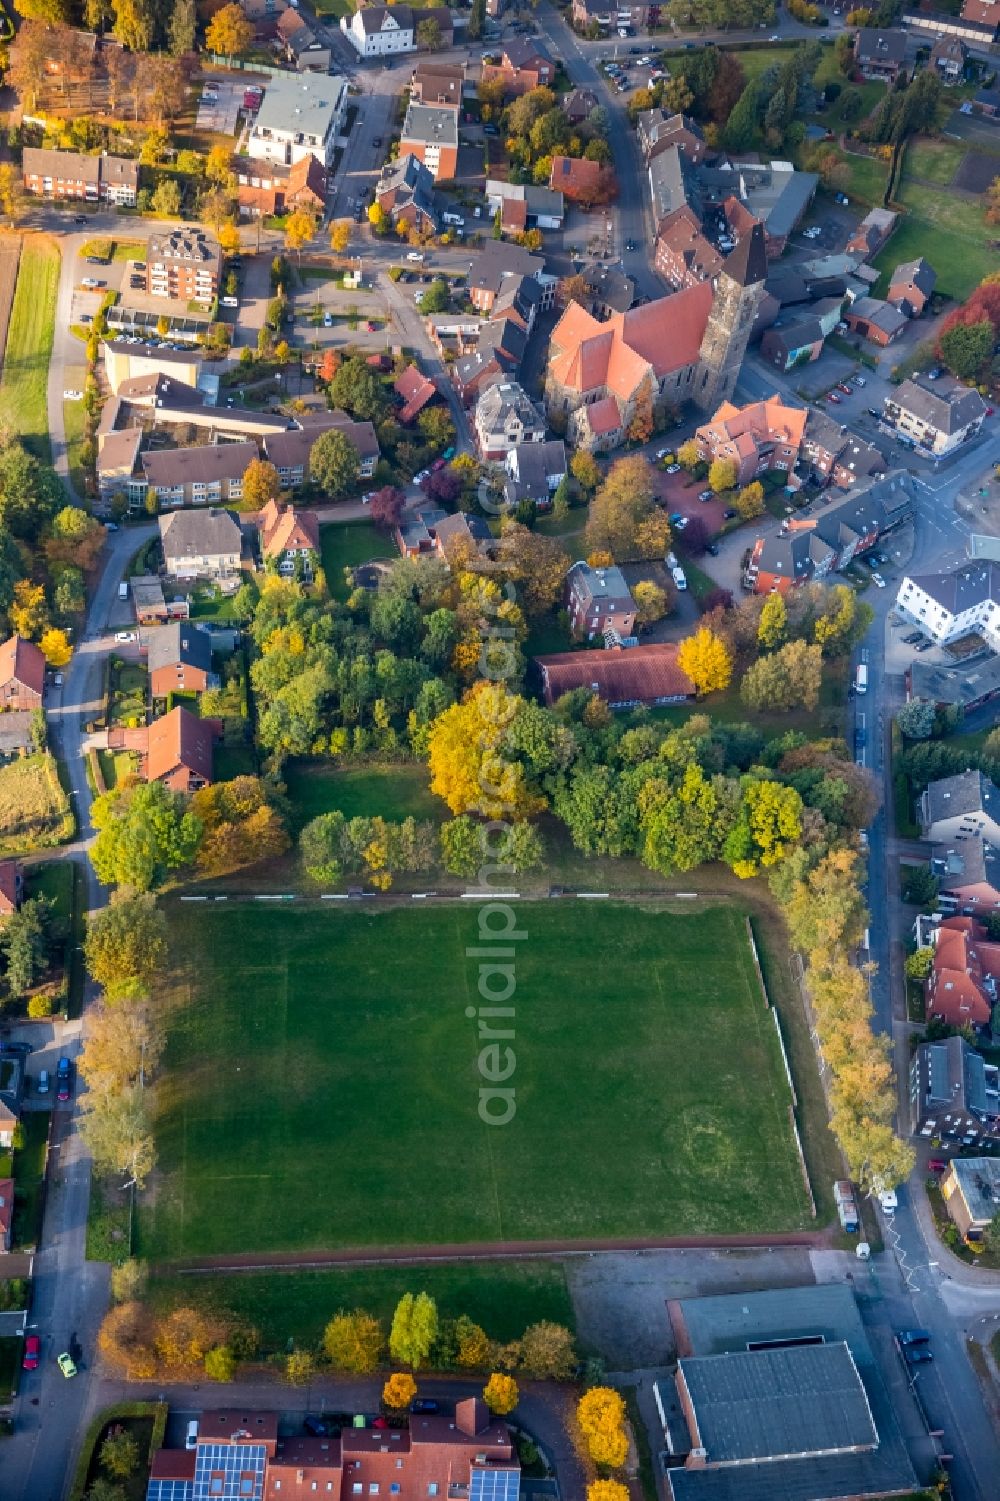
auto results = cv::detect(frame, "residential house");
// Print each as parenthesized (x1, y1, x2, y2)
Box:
(396, 504, 447, 557)
(453, 319, 527, 405)
(399, 102, 459, 181)
(263, 412, 379, 485)
(234, 152, 327, 218)
(963, 0, 1000, 32)
(921, 769, 1000, 845)
(654, 205, 723, 292)
(760, 316, 826, 371)
(941, 1157, 1000, 1242)
(248, 71, 346, 168)
(973, 86, 1000, 118)
(566, 561, 636, 640)
(468, 241, 554, 313)
(913, 657, 1000, 721)
(694, 396, 807, 488)
(931, 836, 1000, 916)
(888, 258, 936, 317)
(930, 34, 968, 79)
(486, 179, 564, 232)
(375, 152, 440, 234)
(395, 364, 437, 423)
(564, 86, 600, 123)
(473, 380, 546, 461)
(882, 377, 986, 458)
(0, 1102, 15, 1152)
(854, 28, 907, 82)
(0, 636, 45, 711)
(143, 442, 256, 510)
(639, 110, 712, 171)
(22, 147, 138, 206)
(145, 230, 222, 304)
(745, 471, 914, 593)
(571, 0, 651, 29)
(159, 508, 243, 581)
(0, 1179, 12, 1253)
(345, 2, 414, 56)
(144, 706, 217, 792)
(546, 225, 768, 449)
(147, 623, 215, 700)
(842, 296, 907, 346)
(583, 264, 634, 320)
(410, 60, 465, 106)
(131, 576, 190, 627)
(802, 408, 886, 489)
(275, 6, 331, 70)
(482, 39, 556, 95)
(394, 506, 492, 562)
(536, 642, 694, 710)
(846, 207, 897, 258)
(910, 1034, 1000, 1143)
(548, 155, 609, 206)
(148, 1400, 518, 1501)
(0, 860, 23, 919)
(924, 915, 1000, 1029)
(896, 562, 1000, 649)
(503, 440, 567, 506)
(257, 498, 320, 576)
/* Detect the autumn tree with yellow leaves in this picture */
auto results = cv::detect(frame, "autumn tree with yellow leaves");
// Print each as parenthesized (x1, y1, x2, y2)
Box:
(483, 1373, 519, 1414)
(676, 627, 733, 697)
(576, 1387, 628, 1469)
(383, 1372, 418, 1410)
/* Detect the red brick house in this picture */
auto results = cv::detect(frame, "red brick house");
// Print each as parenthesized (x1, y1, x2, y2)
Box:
(257, 498, 320, 576)
(695, 396, 807, 488)
(235, 153, 327, 218)
(887, 257, 936, 317)
(395, 363, 437, 423)
(536, 642, 695, 708)
(482, 38, 555, 95)
(0, 635, 45, 711)
(842, 296, 907, 347)
(147, 623, 215, 700)
(926, 916, 1000, 1030)
(548, 154, 612, 206)
(144, 706, 218, 792)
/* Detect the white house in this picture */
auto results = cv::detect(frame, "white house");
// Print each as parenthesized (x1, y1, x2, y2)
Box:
(248, 72, 347, 169)
(344, 3, 415, 56)
(473, 381, 547, 461)
(895, 562, 1000, 650)
(920, 770, 1000, 846)
(882, 376, 986, 459)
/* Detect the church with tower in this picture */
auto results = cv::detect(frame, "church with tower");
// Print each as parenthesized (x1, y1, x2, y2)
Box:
(544, 223, 767, 453)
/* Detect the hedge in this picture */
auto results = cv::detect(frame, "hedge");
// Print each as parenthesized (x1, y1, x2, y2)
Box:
(68, 1402, 168, 1501)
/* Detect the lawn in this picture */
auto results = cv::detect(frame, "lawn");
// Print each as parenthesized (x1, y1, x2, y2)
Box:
(97, 749, 139, 790)
(0, 236, 60, 460)
(108, 661, 147, 729)
(13, 1109, 50, 1250)
(902, 138, 964, 187)
(282, 760, 443, 832)
(872, 181, 997, 301)
(319, 521, 396, 602)
(148, 1260, 573, 1354)
(0, 753, 75, 855)
(138, 901, 813, 1259)
(63, 395, 89, 500)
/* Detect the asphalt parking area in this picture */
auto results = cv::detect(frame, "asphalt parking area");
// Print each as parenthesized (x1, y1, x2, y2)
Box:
(196, 79, 243, 136)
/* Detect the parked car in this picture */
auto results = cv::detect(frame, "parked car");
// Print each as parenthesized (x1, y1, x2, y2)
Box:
(36, 1069, 50, 1095)
(57, 1352, 77, 1379)
(372, 135, 382, 148)
(81, 277, 101, 288)
(411, 1399, 440, 1414)
(838, 382, 853, 396)
(365, 321, 376, 332)
(57, 1057, 72, 1102)
(927, 1158, 947, 1174)
(854, 374, 866, 387)
(723, 507, 737, 520)
(23, 1335, 40, 1371)
(902, 630, 923, 645)
(871, 572, 886, 588)
(669, 511, 684, 524)
(914, 639, 933, 652)
(904, 1345, 934, 1364)
(186, 1420, 199, 1449)
(666, 463, 681, 474)
(323, 312, 333, 327)
(867, 407, 881, 419)
(114, 632, 137, 644)
(431, 458, 446, 471)
(705, 541, 720, 556)
(877, 1187, 898, 1213)
(303, 1416, 327, 1436)
(898, 1329, 930, 1347)
(406, 252, 425, 263)
(698, 489, 713, 501)
(63, 390, 83, 401)
(826, 390, 841, 404)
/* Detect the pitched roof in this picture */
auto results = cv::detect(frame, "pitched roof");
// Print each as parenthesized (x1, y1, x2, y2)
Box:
(0, 859, 20, 915)
(145, 706, 215, 785)
(0, 635, 45, 698)
(144, 441, 257, 490)
(889, 257, 936, 296)
(395, 363, 437, 422)
(549, 155, 603, 195)
(23, 146, 100, 184)
(582, 395, 623, 437)
(698, 395, 807, 457)
(655, 204, 723, 283)
(932, 834, 1000, 893)
(906, 560, 1000, 614)
(847, 296, 908, 337)
(257, 500, 320, 557)
(502, 37, 552, 70)
(567, 561, 634, 612)
(915, 657, 1000, 712)
(536, 642, 695, 705)
(285, 152, 328, 202)
(856, 26, 907, 62)
(146, 622, 213, 677)
(925, 769, 1000, 826)
(722, 221, 768, 288)
(890, 376, 986, 434)
(752, 472, 914, 583)
(159, 507, 242, 562)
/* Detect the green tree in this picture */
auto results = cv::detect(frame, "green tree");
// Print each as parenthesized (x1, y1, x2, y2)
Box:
(741, 639, 823, 712)
(416, 15, 442, 48)
(939, 320, 993, 380)
(168, 0, 197, 55)
(723, 80, 763, 151)
(757, 592, 787, 650)
(80, 1085, 155, 1188)
(151, 179, 182, 218)
(440, 815, 483, 877)
(330, 356, 388, 421)
(205, 1344, 237, 1381)
(639, 763, 722, 875)
(310, 429, 361, 497)
(518, 1321, 576, 1380)
(905, 947, 934, 980)
(300, 811, 347, 886)
(111, 0, 154, 50)
(85, 893, 168, 1000)
(389, 1291, 439, 1368)
(0, 896, 50, 997)
(110, 1259, 148, 1305)
(896, 698, 937, 740)
(91, 784, 203, 892)
(323, 1309, 384, 1372)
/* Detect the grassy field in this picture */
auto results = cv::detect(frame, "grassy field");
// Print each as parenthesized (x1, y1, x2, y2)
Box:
(148, 1260, 573, 1353)
(872, 180, 997, 301)
(0, 236, 60, 460)
(63, 395, 89, 500)
(139, 901, 812, 1259)
(319, 521, 396, 601)
(0, 754, 75, 855)
(283, 761, 444, 832)
(903, 139, 964, 186)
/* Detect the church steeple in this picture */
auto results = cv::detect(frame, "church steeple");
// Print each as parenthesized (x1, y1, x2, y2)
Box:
(692, 223, 766, 414)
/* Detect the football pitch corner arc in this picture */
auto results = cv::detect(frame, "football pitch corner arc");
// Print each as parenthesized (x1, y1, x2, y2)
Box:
(140, 899, 814, 1259)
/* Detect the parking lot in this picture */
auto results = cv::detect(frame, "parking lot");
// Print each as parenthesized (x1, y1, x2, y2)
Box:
(195, 78, 245, 137)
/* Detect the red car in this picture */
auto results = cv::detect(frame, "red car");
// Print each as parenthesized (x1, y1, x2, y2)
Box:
(22, 1335, 40, 1370)
(838, 382, 853, 395)
(986, 407, 995, 416)
(927, 1158, 948, 1174)
(826, 390, 842, 404)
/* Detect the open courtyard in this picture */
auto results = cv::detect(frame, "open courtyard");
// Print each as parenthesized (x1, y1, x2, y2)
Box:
(139, 901, 813, 1259)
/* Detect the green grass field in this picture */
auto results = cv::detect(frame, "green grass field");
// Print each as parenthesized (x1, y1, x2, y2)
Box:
(319, 521, 396, 601)
(0, 237, 60, 460)
(872, 182, 996, 301)
(148, 1260, 573, 1353)
(138, 901, 812, 1259)
(63, 395, 89, 500)
(283, 761, 443, 832)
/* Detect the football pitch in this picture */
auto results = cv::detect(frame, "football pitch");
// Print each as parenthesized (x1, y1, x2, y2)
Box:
(139, 901, 812, 1258)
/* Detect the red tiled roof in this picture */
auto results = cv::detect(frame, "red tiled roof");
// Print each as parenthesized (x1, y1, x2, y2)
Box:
(0, 635, 45, 697)
(549, 154, 603, 195)
(536, 643, 695, 706)
(150, 1449, 197, 1481)
(584, 395, 622, 436)
(145, 706, 215, 786)
(927, 917, 995, 1027)
(258, 500, 320, 558)
(395, 364, 437, 422)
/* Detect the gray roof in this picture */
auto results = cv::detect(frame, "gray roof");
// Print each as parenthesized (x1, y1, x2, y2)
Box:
(159, 507, 242, 561)
(143, 441, 258, 489)
(264, 413, 379, 469)
(763, 316, 824, 355)
(147, 621, 213, 676)
(856, 26, 907, 62)
(649, 144, 692, 222)
(401, 102, 458, 150)
(889, 376, 986, 435)
(567, 561, 633, 613)
(23, 146, 100, 183)
(913, 654, 1000, 711)
(252, 71, 345, 144)
(502, 37, 552, 70)
(931, 834, 1000, 892)
(469, 241, 546, 297)
(97, 427, 142, 477)
(924, 768, 1000, 826)
(104, 341, 202, 367)
(356, 1, 412, 32)
(848, 296, 907, 337)
(509, 439, 566, 494)
(889, 257, 936, 297)
(147, 229, 221, 274)
(486, 178, 564, 221)
(584, 263, 634, 313)
(923, 1034, 997, 1115)
(906, 560, 1000, 614)
(474, 379, 544, 435)
(752, 471, 914, 584)
(949, 1156, 1000, 1219)
(679, 1343, 876, 1464)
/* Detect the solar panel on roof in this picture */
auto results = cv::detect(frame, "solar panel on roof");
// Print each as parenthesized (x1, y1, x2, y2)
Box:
(469, 1468, 520, 1501)
(147, 1482, 194, 1501)
(192, 1443, 267, 1501)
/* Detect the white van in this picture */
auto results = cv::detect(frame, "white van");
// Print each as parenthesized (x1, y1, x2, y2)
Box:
(855, 664, 868, 694)
(118, 582, 129, 601)
(672, 566, 687, 592)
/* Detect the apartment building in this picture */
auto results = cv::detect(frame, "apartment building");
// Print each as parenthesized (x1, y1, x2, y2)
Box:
(399, 101, 459, 180)
(248, 71, 347, 168)
(895, 562, 1000, 648)
(882, 376, 986, 458)
(143, 441, 256, 509)
(146, 230, 222, 305)
(22, 147, 138, 206)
